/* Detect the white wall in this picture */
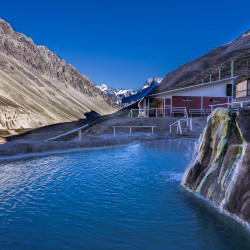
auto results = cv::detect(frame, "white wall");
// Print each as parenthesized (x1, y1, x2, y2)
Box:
(151, 78, 234, 99)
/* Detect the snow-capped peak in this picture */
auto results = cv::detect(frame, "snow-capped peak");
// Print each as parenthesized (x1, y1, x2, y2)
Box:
(141, 78, 163, 90)
(242, 30, 250, 38)
(96, 84, 136, 106)
(97, 84, 108, 92)
(97, 77, 162, 106)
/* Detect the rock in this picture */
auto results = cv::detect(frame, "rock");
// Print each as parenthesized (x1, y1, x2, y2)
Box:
(236, 107, 250, 142)
(182, 107, 250, 228)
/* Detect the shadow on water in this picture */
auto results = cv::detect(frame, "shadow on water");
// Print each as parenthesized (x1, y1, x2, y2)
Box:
(144, 138, 250, 249)
(181, 188, 250, 250)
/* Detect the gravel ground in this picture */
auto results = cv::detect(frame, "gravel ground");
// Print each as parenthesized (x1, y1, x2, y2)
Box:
(0, 104, 208, 158)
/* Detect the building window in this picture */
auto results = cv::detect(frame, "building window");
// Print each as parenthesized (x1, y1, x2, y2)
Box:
(210, 98, 220, 102)
(182, 98, 193, 101)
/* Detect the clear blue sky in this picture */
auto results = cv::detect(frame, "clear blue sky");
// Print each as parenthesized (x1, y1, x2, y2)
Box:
(1, 0, 250, 90)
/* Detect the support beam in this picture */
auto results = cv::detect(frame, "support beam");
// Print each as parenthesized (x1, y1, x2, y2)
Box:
(147, 98, 150, 117)
(201, 96, 203, 111)
(190, 118, 193, 131)
(178, 121, 182, 135)
(78, 130, 82, 141)
(231, 60, 234, 78)
(170, 94, 173, 116)
(201, 96, 203, 117)
(163, 98, 166, 117)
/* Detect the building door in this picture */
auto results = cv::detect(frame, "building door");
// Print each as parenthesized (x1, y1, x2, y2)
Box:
(157, 99, 163, 117)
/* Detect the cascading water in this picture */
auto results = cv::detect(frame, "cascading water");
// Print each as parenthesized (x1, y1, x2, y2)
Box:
(182, 107, 250, 230)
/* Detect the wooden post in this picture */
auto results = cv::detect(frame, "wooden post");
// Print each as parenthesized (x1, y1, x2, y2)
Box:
(147, 98, 150, 117)
(130, 127, 132, 134)
(156, 108, 158, 118)
(178, 121, 182, 135)
(231, 60, 234, 78)
(164, 98, 166, 117)
(201, 96, 203, 113)
(170, 94, 173, 117)
(78, 129, 82, 141)
(114, 127, 116, 137)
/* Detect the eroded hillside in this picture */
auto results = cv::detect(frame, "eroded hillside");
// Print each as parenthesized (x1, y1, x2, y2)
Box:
(151, 30, 250, 94)
(0, 18, 115, 129)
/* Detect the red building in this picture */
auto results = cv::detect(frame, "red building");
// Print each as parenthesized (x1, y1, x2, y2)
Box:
(138, 78, 234, 117)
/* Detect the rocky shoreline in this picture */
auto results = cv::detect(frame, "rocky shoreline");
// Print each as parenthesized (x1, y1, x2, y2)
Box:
(0, 133, 196, 160)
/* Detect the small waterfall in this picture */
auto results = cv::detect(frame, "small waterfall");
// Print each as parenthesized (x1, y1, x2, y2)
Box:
(181, 128, 205, 187)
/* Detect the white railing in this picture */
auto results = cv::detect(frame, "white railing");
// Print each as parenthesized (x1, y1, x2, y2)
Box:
(113, 126, 156, 137)
(210, 100, 250, 111)
(45, 124, 89, 141)
(169, 116, 193, 135)
(171, 107, 188, 117)
(128, 106, 171, 118)
(128, 109, 140, 118)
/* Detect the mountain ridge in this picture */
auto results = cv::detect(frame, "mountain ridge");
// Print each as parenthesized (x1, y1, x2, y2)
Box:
(97, 78, 162, 106)
(150, 29, 250, 94)
(96, 84, 136, 106)
(0, 18, 115, 129)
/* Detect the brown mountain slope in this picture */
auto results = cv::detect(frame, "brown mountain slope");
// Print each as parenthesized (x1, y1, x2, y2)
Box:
(0, 18, 115, 129)
(151, 29, 250, 94)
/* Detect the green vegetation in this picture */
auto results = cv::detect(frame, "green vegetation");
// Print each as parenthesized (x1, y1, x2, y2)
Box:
(0, 130, 10, 136)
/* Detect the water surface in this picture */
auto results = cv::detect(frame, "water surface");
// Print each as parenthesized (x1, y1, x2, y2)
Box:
(0, 139, 249, 249)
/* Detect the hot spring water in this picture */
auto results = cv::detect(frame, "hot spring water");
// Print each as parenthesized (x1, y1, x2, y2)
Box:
(0, 139, 249, 249)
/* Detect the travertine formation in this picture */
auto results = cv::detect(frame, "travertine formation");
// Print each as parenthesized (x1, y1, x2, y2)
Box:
(182, 107, 250, 229)
(0, 18, 115, 129)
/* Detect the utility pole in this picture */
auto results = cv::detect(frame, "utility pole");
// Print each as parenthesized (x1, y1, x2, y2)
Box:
(247, 59, 249, 78)
(231, 60, 234, 78)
